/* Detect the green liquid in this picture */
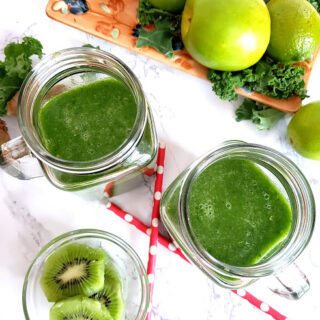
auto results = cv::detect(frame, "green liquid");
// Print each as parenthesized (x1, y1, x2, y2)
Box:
(188, 159, 292, 266)
(38, 78, 137, 161)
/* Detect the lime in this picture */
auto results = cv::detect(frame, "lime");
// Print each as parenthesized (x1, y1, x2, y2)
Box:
(149, 0, 186, 13)
(267, 0, 320, 62)
(287, 101, 320, 160)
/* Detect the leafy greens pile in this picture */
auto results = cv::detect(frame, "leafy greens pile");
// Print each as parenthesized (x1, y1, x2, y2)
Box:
(207, 57, 308, 102)
(135, 0, 182, 59)
(0, 37, 43, 116)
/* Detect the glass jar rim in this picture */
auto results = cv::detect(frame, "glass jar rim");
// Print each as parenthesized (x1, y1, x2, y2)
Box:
(178, 141, 315, 278)
(22, 228, 150, 320)
(18, 47, 148, 174)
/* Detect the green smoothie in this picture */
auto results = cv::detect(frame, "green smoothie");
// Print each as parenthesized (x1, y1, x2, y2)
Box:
(187, 159, 292, 266)
(38, 78, 137, 161)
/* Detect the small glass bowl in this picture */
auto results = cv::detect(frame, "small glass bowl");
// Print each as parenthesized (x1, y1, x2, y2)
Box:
(22, 229, 149, 320)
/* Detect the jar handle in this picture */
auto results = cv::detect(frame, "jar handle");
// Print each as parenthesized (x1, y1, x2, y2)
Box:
(268, 263, 310, 300)
(0, 136, 43, 180)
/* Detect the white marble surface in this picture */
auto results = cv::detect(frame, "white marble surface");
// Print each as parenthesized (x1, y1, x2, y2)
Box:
(1, 1, 320, 319)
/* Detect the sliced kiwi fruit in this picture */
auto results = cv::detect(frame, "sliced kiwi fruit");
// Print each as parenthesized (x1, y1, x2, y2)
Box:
(50, 296, 113, 320)
(41, 243, 108, 302)
(90, 262, 125, 320)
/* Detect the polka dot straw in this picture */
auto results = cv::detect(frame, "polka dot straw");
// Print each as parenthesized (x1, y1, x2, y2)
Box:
(146, 143, 166, 320)
(106, 201, 189, 263)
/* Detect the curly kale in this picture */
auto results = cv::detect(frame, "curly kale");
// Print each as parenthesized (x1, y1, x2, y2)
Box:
(137, 0, 181, 26)
(235, 98, 286, 130)
(208, 56, 308, 102)
(0, 37, 43, 116)
(135, 0, 183, 59)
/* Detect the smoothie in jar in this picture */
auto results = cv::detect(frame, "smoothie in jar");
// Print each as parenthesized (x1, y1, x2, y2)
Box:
(38, 78, 137, 162)
(4, 48, 158, 194)
(160, 142, 314, 293)
(187, 158, 292, 266)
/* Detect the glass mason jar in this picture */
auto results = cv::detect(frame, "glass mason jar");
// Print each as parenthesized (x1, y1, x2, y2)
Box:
(0, 48, 158, 197)
(160, 141, 315, 299)
(23, 229, 149, 320)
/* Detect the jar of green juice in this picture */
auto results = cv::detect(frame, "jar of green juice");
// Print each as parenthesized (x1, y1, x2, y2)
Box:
(0, 48, 158, 197)
(160, 141, 315, 299)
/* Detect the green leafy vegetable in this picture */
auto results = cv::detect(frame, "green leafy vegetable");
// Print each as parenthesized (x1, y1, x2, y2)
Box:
(0, 37, 43, 116)
(208, 56, 308, 101)
(136, 19, 180, 59)
(135, 0, 182, 59)
(235, 98, 285, 130)
(137, 0, 180, 26)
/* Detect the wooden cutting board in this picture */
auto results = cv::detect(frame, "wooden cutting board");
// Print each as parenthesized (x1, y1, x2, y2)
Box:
(46, 0, 320, 113)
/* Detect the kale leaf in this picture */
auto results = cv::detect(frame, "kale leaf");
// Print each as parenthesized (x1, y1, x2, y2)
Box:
(208, 56, 308, 101)
(135, 0, 182, 59)
(236, 98, 285, 130)
(0, 37, 43, 116)
(137, 0, 180, 26)
(136, 19, 180, 59)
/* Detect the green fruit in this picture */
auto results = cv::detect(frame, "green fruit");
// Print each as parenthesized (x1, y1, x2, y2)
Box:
(288, 101, 320, 160)
(149, 0, 186, 13)
(267, 0, 320, 62)
(50, 296, 112, 320)
(90, 263, 125, 320)
(41, 243, 107, 302)
(181, 0, 270, 71)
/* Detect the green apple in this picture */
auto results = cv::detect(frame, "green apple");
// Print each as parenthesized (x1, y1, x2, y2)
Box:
(149, 0, 186, 13)
(181, 0, 271, 71)
(288, 101, 320, 160)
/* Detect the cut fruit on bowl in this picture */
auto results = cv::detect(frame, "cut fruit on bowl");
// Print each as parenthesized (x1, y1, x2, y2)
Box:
(90, 263, 125, 320)
(50, 296, 113, 320)
(40, 243, 107, 302)
(23, 229, 149, 320)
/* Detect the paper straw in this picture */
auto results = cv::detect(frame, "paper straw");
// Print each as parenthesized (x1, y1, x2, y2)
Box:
(106, 202, 189, 262)
(106, 202, 287, 320)
(146, 143, 166, 320)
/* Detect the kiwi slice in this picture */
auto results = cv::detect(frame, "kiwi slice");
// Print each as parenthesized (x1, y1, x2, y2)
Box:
(41, 243, 107, 302)
(50, 296, 113, 320)
(90, 263, 125, 320)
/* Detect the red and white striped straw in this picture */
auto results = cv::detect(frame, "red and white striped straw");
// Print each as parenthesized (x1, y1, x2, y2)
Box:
(106, 202, 287, 320)
(146, 143, 166, 320)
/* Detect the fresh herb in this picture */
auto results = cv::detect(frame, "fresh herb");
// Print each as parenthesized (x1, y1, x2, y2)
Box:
(235, 98, 285, 130)
(135, 0, 183, 59)
(0, 37, 43, 116)
(136, 19, 182, 59)
(208, 56, 308, 102)
(137, 0, 180, 26)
